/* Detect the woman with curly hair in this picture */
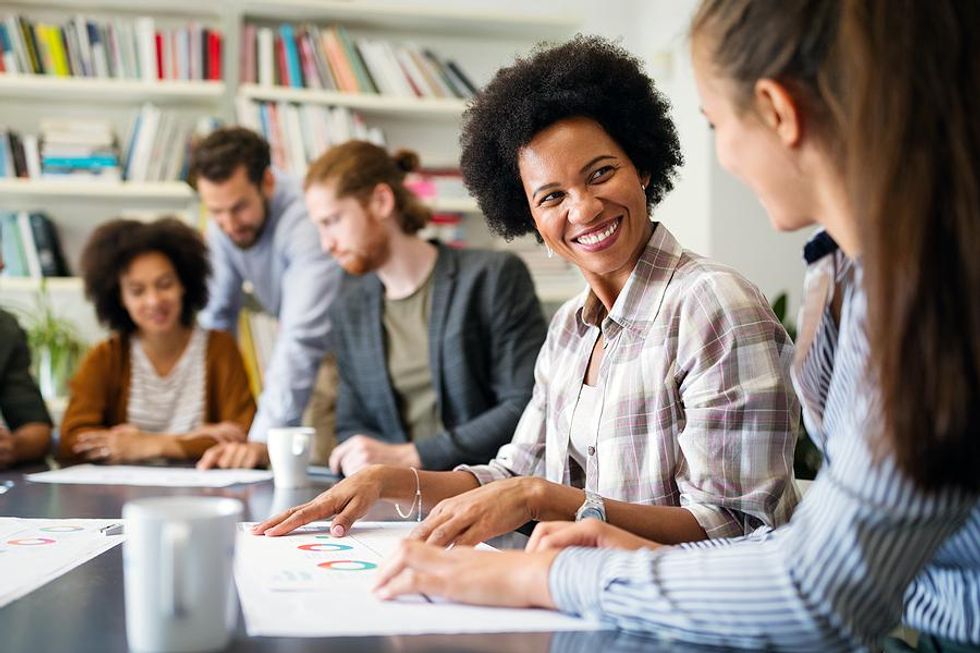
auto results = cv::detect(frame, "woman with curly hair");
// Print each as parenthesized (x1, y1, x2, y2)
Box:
(59, 217, 256, 464)
(255, 36, 799, 548)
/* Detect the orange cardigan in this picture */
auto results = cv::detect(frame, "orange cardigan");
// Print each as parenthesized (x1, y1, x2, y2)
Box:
(59, 329, 256, 461)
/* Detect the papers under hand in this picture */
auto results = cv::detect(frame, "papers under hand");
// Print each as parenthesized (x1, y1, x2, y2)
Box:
(26, 464, 273, 488)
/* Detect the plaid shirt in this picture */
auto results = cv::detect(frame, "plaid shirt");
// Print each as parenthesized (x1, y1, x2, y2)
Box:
(459, 224, 800, 538)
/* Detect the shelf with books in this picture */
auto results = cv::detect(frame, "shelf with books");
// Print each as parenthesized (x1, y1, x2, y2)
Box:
(0, 0, 225, 18)
(0, 178, 194, 202)
(238, 84, 465, 118)
(427, 197, 479, 214)
(238, 1, 578, 39)
(0, 76, 225, 103)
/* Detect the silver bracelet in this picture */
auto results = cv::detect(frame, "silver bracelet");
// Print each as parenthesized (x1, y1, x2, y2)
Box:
(394, 466, 422, 522)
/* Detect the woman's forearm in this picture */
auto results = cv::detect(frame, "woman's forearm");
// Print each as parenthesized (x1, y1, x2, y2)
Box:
(531, 482, 708, 544)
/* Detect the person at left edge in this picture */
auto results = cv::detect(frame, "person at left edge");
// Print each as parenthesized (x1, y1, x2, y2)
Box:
(0, 232, 52, 468)
(190, 127, 342, 468)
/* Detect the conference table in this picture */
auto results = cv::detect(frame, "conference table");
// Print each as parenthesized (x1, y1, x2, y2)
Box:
(1, 463, 731, 653)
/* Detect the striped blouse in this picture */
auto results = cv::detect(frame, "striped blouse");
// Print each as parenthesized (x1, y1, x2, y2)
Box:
(549, 234, 980, 651)
(127, 326, 207, 434)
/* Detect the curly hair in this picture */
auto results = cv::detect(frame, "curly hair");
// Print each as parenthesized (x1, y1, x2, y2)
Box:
(79, 217, 211, 334)
(187, 126, 271, 189)
(460, 35, 684, 240)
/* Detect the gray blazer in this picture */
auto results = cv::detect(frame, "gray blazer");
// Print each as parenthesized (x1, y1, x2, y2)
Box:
(330, 243, 548, 470)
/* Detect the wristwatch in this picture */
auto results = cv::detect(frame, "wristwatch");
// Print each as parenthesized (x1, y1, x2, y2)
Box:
(574, 490, 607, 522)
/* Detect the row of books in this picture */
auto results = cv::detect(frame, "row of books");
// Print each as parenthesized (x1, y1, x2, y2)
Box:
(507, 236, 585, 301)
(124, 105, 220, 183)
(0, 14, 223, 81)
(0, 211, 70, 278)
(1, 121, 119, 181)
(417, 213, 466, 249)
(237, 98, 384, 176)
(240, 23, 477, 99)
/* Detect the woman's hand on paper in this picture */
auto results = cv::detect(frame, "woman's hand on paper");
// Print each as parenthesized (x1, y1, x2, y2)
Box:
(406, 476, 547, 547)
(373, 540, 558, 609)
(525, 519, 661, 553)
(251, 464, 386, 537)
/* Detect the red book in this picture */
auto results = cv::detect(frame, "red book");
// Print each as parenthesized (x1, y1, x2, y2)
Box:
(154, 32, 164, 80)
(207, 31, 222, 80)
(275, 35, 288, 86)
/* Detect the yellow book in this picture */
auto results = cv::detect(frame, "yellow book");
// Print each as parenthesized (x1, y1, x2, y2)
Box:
(238, 310, 263, 398)
(44, 25, 70, 77)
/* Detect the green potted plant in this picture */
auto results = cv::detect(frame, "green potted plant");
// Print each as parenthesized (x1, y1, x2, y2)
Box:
(15, 280, 86, 400)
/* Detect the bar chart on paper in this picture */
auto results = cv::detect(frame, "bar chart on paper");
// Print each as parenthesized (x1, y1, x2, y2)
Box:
(234, 521, 603, 637)
(0, 518, 125, 608)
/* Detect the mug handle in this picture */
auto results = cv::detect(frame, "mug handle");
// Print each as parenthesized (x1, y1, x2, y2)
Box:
(292, 432, 310, 457)
(162, 521, 191, 619)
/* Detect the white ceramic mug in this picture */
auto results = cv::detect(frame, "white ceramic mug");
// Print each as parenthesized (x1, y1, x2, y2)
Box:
(267, 427, 314, 489)
(122, 496, 242, 653)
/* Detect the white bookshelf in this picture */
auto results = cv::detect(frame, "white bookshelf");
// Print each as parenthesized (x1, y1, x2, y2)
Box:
(238, 0, 578, 38)
(0, 76, 225, 104)
(0, 178, 194, 202)
(0, 276, 83, 293)
(239, 84, 466, 119)
(0, 0, 584, 314)
(428, 197, 479, 213)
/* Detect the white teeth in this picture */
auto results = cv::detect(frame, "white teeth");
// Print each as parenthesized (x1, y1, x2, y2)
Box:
(577, 220, 619, 245)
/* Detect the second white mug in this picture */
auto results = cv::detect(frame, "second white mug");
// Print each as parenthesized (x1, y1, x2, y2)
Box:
(267, 426, 314, 488)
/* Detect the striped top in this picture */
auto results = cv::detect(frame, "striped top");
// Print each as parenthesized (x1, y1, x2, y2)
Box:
(126, 326, 207, 434)
(459, 223, 800, 538)
(549, 235, 980, 651)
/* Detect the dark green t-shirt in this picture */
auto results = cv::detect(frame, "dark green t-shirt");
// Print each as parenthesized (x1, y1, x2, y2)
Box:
(0, 309, 52, 429)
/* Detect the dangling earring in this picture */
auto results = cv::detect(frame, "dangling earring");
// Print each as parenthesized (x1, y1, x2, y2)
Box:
(545, 244, 554, 259)
(641, 183, 647, 191)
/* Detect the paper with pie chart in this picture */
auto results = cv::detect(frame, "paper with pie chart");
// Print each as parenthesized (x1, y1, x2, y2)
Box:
(234, 521, 603, 637)
(0, 517, 125, 608)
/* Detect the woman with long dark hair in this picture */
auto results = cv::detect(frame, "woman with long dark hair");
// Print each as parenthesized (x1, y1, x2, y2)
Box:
(369, 3, 980, 651)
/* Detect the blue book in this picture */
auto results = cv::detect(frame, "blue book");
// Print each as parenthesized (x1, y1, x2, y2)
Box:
(278, 24, 302, 88)
(0, 213, 29, 277)
(42, 155, 120, 169)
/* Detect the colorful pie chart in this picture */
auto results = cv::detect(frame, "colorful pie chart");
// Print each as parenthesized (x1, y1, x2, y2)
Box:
(317, 560, 377, 571)
(298, 542, 353, 552)
(8, 537, 56, 546)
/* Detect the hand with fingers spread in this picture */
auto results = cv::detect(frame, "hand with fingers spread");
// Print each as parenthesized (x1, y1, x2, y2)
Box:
(407, 476, 547, 547)
(525, 519, 661, 553)
(373, 540, 558, 608)
(251, 464, 387, 537)
(196, 441, 269, 470)
(328, 435, 421, 477)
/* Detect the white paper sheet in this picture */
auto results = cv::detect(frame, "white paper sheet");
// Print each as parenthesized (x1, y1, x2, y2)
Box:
(235, 521, 603, 637)
(26, 464, 273, 487)
(0, 517, 125, 608)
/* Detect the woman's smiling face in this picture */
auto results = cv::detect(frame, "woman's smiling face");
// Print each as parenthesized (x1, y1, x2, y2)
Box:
(518, 117, 651, 286)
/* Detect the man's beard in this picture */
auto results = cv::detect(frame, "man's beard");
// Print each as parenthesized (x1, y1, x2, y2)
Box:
(231, 199, 270, 250)
(338, 232, 390, 276)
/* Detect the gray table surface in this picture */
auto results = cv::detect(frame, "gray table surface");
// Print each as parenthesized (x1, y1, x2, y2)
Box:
(0, 463, 732, 653)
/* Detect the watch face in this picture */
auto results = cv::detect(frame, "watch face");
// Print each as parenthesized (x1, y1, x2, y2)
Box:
(578, 506, 604, 521)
